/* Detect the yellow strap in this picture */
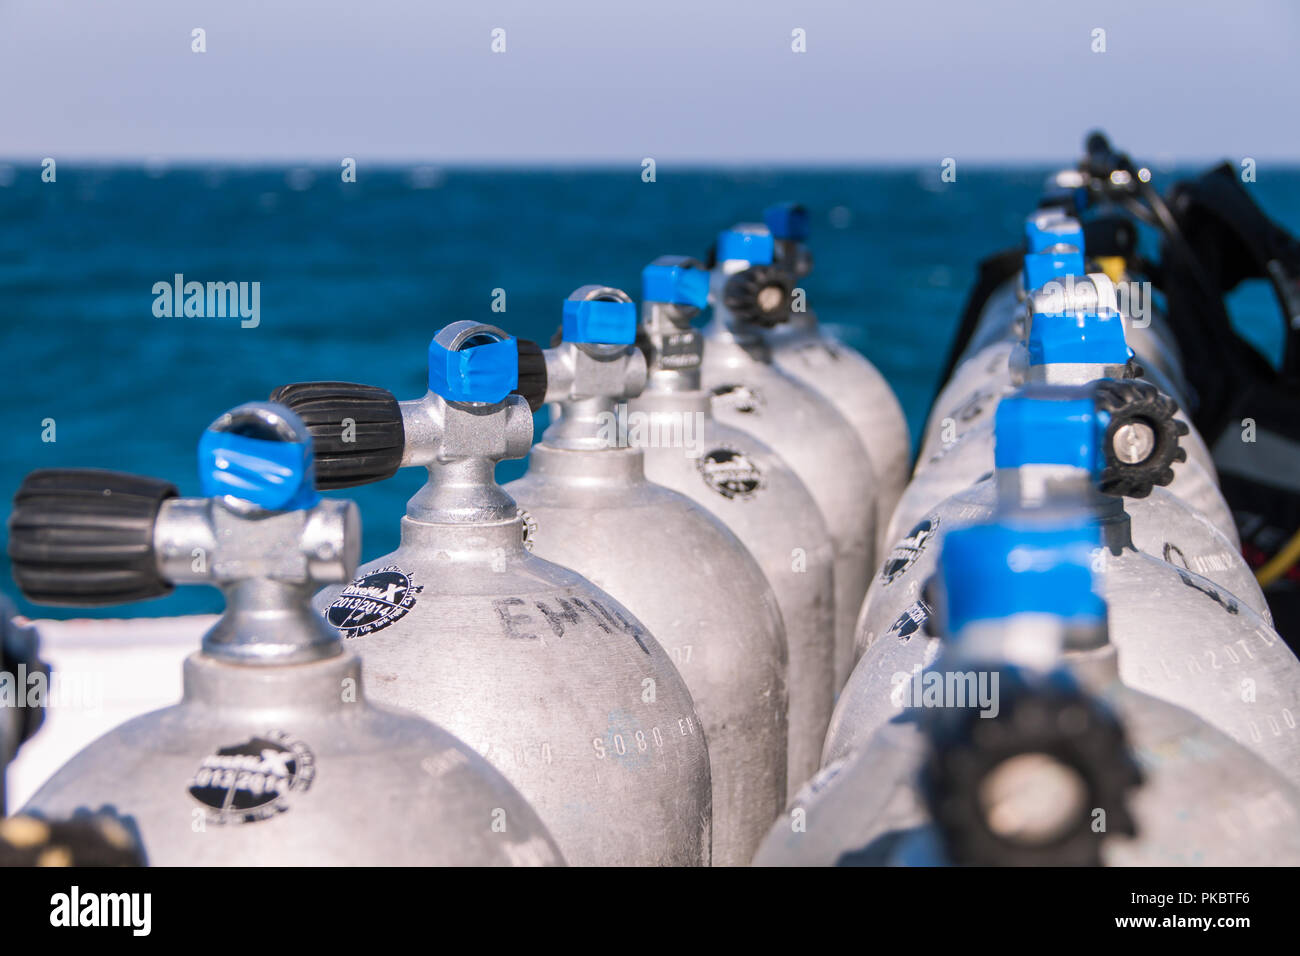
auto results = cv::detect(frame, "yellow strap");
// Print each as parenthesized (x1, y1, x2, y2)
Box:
(1255, 526, 1300, 588)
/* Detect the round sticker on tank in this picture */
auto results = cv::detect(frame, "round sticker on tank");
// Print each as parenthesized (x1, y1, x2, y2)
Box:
(880, 517, 939, 586)
(326, 565, 424, 638)
(697, 446, 764, 500)
(187, 731, 315, 825)
(710, 383, 765, 415)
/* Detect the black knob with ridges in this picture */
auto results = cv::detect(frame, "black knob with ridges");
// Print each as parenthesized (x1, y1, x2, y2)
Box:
(1094, 379, 1188, 498)
(515, 339, 548, 412)
(723, 265, 793, 328)
(8, 470, 177, 606)
(921, 666, 1142, 867)
(269, 382, 404, 489)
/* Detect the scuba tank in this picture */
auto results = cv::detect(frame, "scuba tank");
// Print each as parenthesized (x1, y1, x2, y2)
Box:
(831, 385, 1300, 784)
(758, 202, 912, 543)
(756, 515, 1300, 866)
(700, 222, 878, 689)
(891, 308, 1236, 549)
(1, 597, 145, 867)
(628, 256, 835, 798)
(9, 402, 565, 866)
(270, 322, 713, 867)
(504, 285, 788, 866)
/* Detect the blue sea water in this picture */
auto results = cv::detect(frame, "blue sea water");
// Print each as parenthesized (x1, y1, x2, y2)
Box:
(2, 164, 1297, 619)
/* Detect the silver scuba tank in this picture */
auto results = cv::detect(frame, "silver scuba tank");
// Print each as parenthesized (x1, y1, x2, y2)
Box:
(757, 515, 1300, 866)
(758, 203, 912, 543)
(832, 386, 1300, 785)
(627, 256, 835, 798)
(270, 322, 713, 867)
(9, 402, 565, 866)
(894, 308, 1235, 549)
(699, 222, 878, 689)
(504, 285, 789, 866)
(1, 598, 149, 867)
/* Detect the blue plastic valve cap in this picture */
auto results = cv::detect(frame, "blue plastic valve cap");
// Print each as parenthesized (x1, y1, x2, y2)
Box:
(1025, 214, 1085, 255)
(763, 203, 811, 242)
(938, 518, 1106, 635)
(716, 224, 776, 266)
(1028, 310, 1132, 367)
(993, 384, 1110, 475)
(428, 333, 519, 404)
(198, 427, 319, 511)
(561, 297, 637, 345)
(1023, 247, 1086, 291)
(642, 257, 710, 309)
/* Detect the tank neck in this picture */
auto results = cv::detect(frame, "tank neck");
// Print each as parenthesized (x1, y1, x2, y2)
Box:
(407, 458, 519, 525)
(641, 301, 704, 393)
(527, 442, 647, 486)
(541, 397, 626, 451)
(704, 310, 771, 360)
(399, 513, 528, 559)
(204, 578, 342, 666)
(950, 616, 1116, 686)
(1027, 362, 1127, 385)
(183, 646, 361, 712)
(993, 473, 1133, 552)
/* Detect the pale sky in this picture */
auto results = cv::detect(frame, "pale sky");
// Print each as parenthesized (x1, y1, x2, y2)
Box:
(1, 0, 1297, 164)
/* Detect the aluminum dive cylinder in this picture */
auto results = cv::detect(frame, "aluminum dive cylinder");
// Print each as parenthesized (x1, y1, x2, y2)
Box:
(9, 402, 565, 866)
(627, 256, 835, 798)
(505, 285, 789, 866)
(700, 223, 878, 689)
(271, 322, 713, 866)
(757, 515, 1300, 866)
(893, 309, 1235, 548)
(759, 203, 911, 544)
(832, 387, 1300, 784)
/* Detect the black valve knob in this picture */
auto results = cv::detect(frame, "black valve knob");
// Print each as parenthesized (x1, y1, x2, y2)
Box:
(1094, 379, 1188, 498)
(515, 339, 548, 412)
(8, 470, 177, 606)
(722, 265, 793, 327)
(269, 382, 404, 489)
(921, 666, 1141, 866)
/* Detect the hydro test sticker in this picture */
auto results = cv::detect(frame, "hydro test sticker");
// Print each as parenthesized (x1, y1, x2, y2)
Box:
(710, 383, 764, 415)
(697, 446, 764, 500)
(187, 731, 315, 825)
(879, 517, 938, 586)
(327, 565, 424, 638)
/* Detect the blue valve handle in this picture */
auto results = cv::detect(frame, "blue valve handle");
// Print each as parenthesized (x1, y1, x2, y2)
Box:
(428, 335, 519, 403)
(561, 298, 637, 345)
(198, 429, 320, 511)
